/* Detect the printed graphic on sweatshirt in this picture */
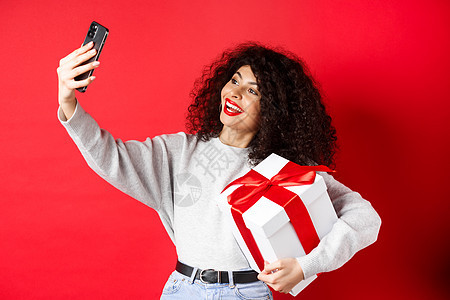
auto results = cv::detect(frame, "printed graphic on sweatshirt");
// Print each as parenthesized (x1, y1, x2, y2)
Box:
(173, 173, 202, 207)
(193, 142, 240, 182)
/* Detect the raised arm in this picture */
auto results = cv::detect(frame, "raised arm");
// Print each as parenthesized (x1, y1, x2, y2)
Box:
(56, 43, 173, 213)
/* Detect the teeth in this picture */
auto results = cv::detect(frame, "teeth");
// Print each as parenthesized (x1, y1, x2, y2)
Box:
(226, 101, 243, 113)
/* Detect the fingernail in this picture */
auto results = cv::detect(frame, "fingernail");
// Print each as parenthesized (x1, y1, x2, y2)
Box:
(90, 49, 96, 54)
(88, 41, 94, 45)
(93, 61, 100, 66)
(90, 76, 96, 81)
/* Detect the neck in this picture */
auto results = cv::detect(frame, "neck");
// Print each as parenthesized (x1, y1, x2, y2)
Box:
(218, 127, 256, 148)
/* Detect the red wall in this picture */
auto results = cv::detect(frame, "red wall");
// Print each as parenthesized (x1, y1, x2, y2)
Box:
(1, 1, 449, 299)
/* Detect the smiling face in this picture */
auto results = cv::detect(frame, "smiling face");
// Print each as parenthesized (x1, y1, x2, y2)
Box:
(219, 65, 261, 141)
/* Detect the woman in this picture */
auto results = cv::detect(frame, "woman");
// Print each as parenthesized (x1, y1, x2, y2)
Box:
(57, 42, 381, 299)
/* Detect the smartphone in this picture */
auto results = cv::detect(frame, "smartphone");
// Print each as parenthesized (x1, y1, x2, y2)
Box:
(75, 21, 109, 93)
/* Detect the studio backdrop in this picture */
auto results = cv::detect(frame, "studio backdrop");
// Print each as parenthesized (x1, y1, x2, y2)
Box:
(0, 1, 449, 299)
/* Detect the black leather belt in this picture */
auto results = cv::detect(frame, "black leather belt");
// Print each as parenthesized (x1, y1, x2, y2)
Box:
(175, 260, 259, 284)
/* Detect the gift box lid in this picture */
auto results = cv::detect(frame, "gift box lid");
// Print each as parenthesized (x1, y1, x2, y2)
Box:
(242, 197, 290, 238)
(252, 153, 288, 178)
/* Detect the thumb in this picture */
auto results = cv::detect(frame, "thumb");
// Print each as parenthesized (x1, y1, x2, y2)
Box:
(264, 260, 280, 273)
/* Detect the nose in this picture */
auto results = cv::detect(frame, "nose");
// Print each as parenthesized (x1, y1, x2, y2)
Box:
(230, 87, 243, 99)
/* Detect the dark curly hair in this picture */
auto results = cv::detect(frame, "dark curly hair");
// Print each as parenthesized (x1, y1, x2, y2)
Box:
(186, 42, 337, 167)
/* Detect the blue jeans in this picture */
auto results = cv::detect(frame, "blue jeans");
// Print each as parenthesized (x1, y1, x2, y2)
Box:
(160, 270, 273, 300)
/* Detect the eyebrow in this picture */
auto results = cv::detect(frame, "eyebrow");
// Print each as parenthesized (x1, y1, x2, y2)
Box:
(236, 71, 258, 86)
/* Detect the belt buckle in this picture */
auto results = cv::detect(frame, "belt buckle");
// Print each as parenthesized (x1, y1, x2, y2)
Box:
(199, 269, 220, 283)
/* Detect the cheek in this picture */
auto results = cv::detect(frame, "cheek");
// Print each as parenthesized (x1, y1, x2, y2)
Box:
(246, 101, 261, 118)
(221, 84, 231, 98)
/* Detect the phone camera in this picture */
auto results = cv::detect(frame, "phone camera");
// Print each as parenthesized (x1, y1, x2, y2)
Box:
(88, 24, 98, 38)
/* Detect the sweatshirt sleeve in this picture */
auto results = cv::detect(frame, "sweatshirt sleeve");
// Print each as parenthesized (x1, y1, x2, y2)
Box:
(296, 172, 381, 279)
(58, 102, 173, 212)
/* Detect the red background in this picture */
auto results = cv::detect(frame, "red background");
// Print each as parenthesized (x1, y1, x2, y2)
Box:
(1, 0, 449, 299)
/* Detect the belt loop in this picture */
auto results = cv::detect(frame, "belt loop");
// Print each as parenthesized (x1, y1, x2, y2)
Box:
(189, 267, 199, 284)
(228, 270, 235, 288)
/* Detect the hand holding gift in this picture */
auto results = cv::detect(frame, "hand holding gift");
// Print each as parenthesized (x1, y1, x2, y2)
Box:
(258, 259, 305, 294)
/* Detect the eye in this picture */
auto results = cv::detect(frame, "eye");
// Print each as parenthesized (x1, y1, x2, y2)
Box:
(231, 78, 238, 85)
(249, 88, 258, 96)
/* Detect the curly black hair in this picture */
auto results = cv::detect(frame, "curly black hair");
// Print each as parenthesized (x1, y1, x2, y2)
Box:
(186, 42, 337, 167)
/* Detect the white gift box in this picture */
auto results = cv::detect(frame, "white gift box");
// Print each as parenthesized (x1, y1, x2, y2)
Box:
(219, 153, 338, 296)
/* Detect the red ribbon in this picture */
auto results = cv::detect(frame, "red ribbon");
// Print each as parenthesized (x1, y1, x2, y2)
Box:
(222, 161, 332, 271)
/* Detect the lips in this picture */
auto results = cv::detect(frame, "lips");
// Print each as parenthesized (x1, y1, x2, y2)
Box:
(224, 98, 244, 116)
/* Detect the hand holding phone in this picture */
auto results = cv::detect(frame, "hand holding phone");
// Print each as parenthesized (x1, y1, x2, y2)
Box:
(75, 21, 109, 92)
(57, 21, 108, 119)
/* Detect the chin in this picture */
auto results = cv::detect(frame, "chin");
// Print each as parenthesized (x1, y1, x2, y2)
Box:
(219, 112, 238, 128)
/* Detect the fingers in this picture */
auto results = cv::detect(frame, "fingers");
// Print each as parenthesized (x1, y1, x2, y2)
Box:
(57, 42, 101, 97)
(258, 275, 287, 294)
(65, 75, 96, 90)
(258, 266, 282, 287)
(59, 41, 94, 66)
(258, 271, 289, 294)
(58, 60, 99, 86)
(257, 261, 282, 281)
(257, 259, 303, 294)
(57, 43, 97, 80)
(69, 61, 100, 78)
(263, 260, 282, 273)
(258, 268, 282, 282)
(64, 48, 97, 70)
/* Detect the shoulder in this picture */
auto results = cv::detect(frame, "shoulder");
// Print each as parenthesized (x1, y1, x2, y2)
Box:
(152, 132, 216, 153)
(154, 132, 199, 146)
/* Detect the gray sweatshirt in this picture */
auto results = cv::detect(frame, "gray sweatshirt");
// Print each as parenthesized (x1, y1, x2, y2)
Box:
(58, 103, 381, 279)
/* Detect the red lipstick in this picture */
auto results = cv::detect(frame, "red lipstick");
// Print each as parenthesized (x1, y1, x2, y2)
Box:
(224, 98, 244, 116)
